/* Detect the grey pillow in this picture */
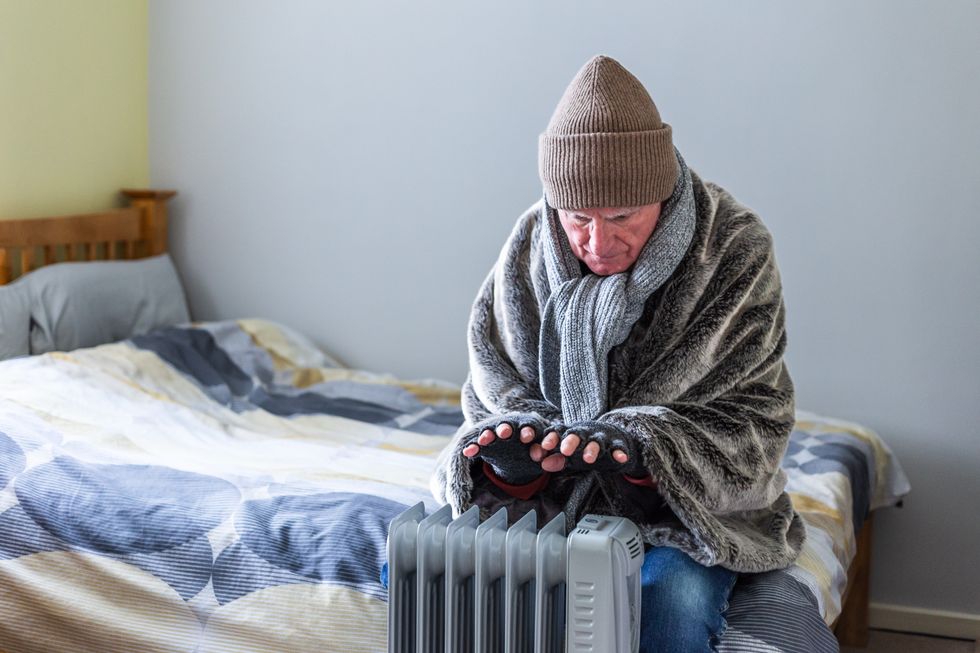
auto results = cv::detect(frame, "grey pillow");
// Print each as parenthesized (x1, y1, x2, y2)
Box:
(0, 281, 32, 361)
(26, 253, 191, 354)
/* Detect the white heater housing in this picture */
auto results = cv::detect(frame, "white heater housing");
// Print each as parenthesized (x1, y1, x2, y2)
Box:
(386, 503, 644, 653)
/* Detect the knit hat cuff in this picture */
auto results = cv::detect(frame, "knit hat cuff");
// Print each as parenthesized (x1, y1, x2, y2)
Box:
(538, 125, 677, 209)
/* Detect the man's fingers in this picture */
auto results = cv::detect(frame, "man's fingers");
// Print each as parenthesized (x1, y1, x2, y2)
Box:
(612, 449, 628, 463)
(477, 428, 496, 446)
(529, 444, 544, 462)
(541, 453, 566, 472)
(583, 441, 600, 464)
(463, 444, 480, 458)
(559, 433, 581, 456)
(520, 426, 536, 443)
(541, 431, 560, 450)
(496, 422, 513, 439)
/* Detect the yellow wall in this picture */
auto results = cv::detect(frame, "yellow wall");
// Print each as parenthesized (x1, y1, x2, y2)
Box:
(0, 0, 148, 219)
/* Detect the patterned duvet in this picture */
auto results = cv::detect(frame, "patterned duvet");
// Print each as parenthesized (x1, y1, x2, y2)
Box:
(0, 319, 910, 652)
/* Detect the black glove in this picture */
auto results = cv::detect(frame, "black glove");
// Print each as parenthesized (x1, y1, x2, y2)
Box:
(463, 413, 549, 485)
(552, 420, 648, 477)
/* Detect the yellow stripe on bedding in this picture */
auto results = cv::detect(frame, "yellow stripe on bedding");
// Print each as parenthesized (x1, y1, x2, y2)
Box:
(790, 544, 839, 624)
(235, 318, 461, 407)
(788, 492, 843, 523)
(237, 318, 343, 371)
(289, 366, 462, 406)
(788, 492, 847, 556)
(0, 552, 199, 653)
(200, 583, 386, 652)
(794, 415, 891, 507)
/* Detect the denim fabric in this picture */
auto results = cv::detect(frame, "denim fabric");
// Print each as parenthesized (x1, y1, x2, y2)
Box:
(639, 546, 738, 653)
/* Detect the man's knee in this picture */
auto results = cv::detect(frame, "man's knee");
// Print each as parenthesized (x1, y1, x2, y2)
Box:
(639, 547, 736, 651)
(643, 571, 728, 617)
(643, 559, 729, 614)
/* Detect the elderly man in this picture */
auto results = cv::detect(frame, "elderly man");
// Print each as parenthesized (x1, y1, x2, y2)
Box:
(431, 54, 805, 652)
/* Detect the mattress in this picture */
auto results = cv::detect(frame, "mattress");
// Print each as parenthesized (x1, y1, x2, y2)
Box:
(0, 318, 910, 653)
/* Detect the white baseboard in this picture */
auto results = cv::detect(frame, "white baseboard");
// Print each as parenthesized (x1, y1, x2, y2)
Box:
(870, 602, 980, 640)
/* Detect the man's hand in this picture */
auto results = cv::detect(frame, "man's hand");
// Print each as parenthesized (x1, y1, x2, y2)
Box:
(461, 414, 549, 485)
(535, 421, 648, 477)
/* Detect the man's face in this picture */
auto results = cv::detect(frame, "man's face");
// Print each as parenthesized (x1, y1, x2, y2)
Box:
(557, 202, 663, 276)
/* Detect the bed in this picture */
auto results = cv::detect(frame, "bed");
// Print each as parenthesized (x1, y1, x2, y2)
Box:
(0, 190, 911, 653)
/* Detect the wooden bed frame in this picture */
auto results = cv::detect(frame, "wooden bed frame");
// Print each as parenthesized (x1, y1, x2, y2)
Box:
(0, 187, 873, 648)
(0, 188, 175, 284)
(833, 512, 874, 647)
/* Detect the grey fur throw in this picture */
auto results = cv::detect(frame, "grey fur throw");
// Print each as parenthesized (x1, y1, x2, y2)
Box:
(431, 148, 806, 573)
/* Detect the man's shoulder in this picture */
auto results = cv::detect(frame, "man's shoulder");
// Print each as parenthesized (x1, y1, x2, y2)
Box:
(484, 198, 545, 274)
(690, 170, 776, 259)
(514, 197, 544, 231)
(503, 198, 546, 248)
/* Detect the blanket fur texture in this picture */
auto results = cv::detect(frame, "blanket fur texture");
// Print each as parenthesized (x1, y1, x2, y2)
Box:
(431, 148, 806, 573)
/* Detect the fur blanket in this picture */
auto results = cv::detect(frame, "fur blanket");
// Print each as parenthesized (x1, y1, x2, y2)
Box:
(431, 150, 806, 573)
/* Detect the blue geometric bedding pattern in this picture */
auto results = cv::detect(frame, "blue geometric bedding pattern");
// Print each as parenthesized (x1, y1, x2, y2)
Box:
(0, 319, 910, 653)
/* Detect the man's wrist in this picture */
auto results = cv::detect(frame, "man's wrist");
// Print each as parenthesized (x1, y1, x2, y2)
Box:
(482, 461, 550, 499)
(622, 471, 658, 488)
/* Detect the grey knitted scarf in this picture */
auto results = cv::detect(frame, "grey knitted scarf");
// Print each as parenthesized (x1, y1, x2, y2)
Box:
(538, 147, 696, 423)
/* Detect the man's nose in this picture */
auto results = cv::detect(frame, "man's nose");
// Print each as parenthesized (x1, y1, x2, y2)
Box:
(589, 221, 613, 255)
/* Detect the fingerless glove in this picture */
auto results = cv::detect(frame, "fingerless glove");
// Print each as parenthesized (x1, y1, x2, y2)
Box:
(464, 413, 549, 485)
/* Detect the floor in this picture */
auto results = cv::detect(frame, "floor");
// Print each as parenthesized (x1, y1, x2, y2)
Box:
(841, 629, 979, 653)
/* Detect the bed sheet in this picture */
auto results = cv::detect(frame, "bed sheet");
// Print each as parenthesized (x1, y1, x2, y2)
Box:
(0, 319, 909, 653)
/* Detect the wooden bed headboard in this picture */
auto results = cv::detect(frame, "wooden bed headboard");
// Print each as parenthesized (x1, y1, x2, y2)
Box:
(0, 188, 176, 285)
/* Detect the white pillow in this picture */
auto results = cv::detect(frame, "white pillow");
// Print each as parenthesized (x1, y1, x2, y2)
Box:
(0, 281, 32, 361)
(26, 254, 191, 354)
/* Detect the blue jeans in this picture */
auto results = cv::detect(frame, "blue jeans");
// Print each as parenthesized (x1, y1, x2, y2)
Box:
(639, 546, 738, 653)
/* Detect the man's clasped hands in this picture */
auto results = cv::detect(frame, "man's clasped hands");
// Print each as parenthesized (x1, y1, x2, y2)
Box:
(461, 414, 649, 485)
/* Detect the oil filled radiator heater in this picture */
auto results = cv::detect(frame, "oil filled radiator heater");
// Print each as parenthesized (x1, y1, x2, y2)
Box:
(386, 503, 645, 652)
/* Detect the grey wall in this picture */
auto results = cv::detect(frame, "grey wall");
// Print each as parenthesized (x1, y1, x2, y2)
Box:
(149, 1, 980, 617)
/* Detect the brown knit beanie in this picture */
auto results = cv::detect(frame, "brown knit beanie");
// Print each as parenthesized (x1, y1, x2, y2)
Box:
(539, 54, 677, 210)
